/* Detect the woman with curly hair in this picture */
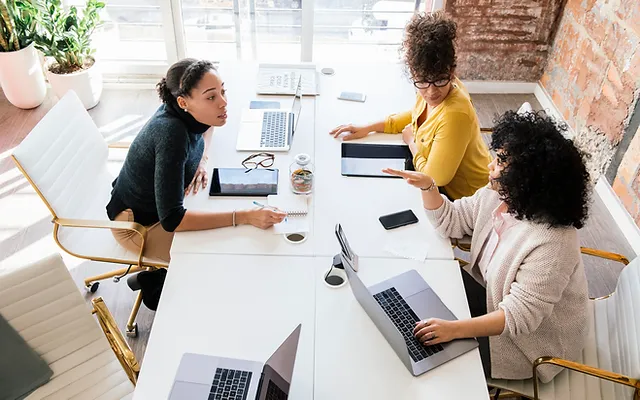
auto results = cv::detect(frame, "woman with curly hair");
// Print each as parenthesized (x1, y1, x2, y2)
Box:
(330, 11, 491, 200)
(384, 111, 590, 383)
(106, 59, 285, 263)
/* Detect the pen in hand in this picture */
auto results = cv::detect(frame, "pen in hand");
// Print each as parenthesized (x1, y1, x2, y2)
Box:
(252, 201, 288, 222)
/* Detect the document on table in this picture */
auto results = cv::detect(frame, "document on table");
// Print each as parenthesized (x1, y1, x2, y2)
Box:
(257, 63, 319, 95)
(383, 224, 430, 262)
(268, 195, 310, 234)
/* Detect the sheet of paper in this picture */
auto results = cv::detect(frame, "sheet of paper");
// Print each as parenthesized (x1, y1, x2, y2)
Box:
(267, 194, 308, 216)
(383, 224, 430, 262)
(273, 218, 310, 235)
(257, 64, 319, 95)
(268, 194, 310, 234)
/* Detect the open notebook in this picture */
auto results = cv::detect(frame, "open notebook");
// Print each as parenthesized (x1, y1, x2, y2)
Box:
(257, 64, 319, 95)
(268, 195, 309, 234)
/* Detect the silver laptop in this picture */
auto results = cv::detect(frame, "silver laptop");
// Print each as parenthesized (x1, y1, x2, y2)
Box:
(169, 324, 301, 400)
(236, 77, 302, 152)
(334, 224, 478, 376)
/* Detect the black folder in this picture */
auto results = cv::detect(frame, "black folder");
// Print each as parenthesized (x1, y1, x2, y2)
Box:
(341, 143, 415, 178)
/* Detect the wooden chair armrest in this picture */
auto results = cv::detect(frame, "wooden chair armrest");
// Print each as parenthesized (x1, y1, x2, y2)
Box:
(580, 247, 630, 265)
(108, 141, 132, 149)
(92, 297, 140, 385)
(533, 356, 640, 400)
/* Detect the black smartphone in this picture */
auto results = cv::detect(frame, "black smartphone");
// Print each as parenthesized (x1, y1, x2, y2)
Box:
(379, 209, 419, 230)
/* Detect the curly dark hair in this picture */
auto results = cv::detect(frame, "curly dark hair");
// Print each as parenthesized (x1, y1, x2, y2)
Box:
(401, 11, 457, 82)
(490, 111, 590, 229)
(156, 58, 217, 104)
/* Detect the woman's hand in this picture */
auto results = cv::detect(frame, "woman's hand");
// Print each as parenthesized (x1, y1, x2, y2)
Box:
(382, 168, 434, 190)
(238, 209, 287, 229)
(413, 318, 460, 346)
(185, 158, 208, 196)
(402, 124, 415, 145)
(329, 124, 371, 141)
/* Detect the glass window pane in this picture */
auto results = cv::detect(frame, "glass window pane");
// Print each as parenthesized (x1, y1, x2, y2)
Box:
(313, 0, 417, 61)
(182, 0, 239, 61)
(67, 0, 168, 62)
(254, 3, 301, 61)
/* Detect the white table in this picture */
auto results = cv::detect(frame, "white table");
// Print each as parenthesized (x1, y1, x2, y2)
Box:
(134, 253, 317, 400)
(170, 63, 317, 257)
(313, 257, 489, 400)
(312, 63, 453, 259)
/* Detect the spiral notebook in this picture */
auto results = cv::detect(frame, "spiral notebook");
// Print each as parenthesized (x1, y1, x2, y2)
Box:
(267, 194, 308, 216)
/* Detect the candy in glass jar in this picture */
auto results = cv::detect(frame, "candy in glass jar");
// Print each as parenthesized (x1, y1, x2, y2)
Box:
(290, 153, 314, 194)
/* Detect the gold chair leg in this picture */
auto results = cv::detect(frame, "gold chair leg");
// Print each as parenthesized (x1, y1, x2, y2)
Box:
(84, 265, 145, 287)
(126, 291, 144, 338)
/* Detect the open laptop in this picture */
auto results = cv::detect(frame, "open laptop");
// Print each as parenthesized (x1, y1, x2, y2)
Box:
(236, 77, 302, 152)
(169, 324, 301, 400)
(334, 224, 478, 376)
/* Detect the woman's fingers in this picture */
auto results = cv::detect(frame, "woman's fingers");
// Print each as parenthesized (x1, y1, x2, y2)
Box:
(331, 125, 353, 138)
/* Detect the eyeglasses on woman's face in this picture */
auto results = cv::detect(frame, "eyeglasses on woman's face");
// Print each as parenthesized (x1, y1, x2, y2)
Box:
(413, 76, 452, 90)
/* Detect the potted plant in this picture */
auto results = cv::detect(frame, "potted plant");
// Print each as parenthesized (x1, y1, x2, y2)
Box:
(33, 0, 105, 109)
(0, 0, 47, 109)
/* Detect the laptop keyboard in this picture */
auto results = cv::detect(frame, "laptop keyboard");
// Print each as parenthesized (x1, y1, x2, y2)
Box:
(260, 111, 288, 148)
(210, 368, 252, 400)
(373, 287, 444, 362)
(265, 380, 287, 400)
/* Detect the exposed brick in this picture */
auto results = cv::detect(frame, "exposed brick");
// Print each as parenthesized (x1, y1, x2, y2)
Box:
(617, 0, 640, 36)
(583, 8, 609, 46)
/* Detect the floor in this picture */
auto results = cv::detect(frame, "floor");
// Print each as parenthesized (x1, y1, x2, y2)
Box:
(0, 88, 635, 370)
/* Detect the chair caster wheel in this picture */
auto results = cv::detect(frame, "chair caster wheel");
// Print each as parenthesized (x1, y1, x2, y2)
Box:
(85, 282, 100, 293)
(126, 323, 138, 338)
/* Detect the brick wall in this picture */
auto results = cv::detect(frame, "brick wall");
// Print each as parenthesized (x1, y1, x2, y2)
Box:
(444, 0, 565, 81)
(541, 0, 640, 225)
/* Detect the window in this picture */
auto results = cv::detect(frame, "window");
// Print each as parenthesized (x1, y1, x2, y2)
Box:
(69, 0, 442, 77)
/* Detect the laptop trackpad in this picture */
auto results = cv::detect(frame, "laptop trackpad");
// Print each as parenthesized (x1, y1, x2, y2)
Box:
(405, 289, 458, 322)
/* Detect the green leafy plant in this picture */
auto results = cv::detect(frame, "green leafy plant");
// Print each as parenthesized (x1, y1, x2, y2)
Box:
(0, 0, 38, 52)
(33, 0, 105, 74)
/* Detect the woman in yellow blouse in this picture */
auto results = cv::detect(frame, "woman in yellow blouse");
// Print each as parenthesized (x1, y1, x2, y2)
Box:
(330, 12, 491, 200)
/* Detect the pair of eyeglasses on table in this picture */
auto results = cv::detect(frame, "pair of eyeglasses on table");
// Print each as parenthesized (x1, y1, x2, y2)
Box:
(241, 152, 275, 173)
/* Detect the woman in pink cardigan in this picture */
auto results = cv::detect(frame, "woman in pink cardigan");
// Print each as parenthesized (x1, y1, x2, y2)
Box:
(385, 111, 591, 383)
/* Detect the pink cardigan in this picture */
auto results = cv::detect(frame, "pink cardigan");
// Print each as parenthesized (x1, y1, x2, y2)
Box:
(425, 186, 589, 383)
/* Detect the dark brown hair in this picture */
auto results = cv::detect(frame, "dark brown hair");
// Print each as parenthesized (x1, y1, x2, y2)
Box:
(401, 12, 457, 82)
(156, 58, 217, 104)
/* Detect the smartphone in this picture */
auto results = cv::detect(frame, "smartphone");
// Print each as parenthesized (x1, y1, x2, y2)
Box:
(379, 209, 419, 230)
(338, 91, 366, 102)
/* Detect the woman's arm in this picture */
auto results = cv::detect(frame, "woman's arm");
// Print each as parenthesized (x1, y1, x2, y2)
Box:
(383, 168, 481, 238)
(414, 111, 473, 186)
(175, 209, 285, 231)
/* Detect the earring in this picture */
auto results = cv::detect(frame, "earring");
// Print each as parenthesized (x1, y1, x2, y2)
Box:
(183, 108, 188, 112)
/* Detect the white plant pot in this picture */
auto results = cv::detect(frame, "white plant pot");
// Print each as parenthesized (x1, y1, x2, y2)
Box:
(46, 58, 103, 110)
(0, 43, 47, 109)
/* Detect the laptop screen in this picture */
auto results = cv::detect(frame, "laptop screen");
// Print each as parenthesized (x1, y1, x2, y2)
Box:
(291, 77, 302, 133)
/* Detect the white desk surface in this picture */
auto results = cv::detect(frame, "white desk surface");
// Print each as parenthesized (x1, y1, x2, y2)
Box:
(134, 253, 316, 400)
(171, 61, 453, 261)
(171, 63, 317, 257)
(313, 257, 489, 400)
(312, 63, 453, 259)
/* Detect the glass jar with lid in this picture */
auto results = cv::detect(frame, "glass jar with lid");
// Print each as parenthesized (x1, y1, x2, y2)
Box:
(289, 153, 314, 194)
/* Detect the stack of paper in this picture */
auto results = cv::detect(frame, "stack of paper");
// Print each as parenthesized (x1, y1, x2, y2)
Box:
(257, 64, 319, 95)
(383, 224, 430, 262)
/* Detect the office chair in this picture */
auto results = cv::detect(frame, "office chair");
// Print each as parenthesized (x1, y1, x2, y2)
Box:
(11, 91, 168, 337)
(487, 252, 639, 400)
(0, 254, 139, 398)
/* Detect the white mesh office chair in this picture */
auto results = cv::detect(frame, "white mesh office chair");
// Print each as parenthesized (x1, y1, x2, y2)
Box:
(0, 254, 138, 399)
(11, 91, 168, 337)
(488, 255, 640, 400)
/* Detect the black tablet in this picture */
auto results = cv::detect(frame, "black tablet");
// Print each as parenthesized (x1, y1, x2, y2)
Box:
(209, 168, 278, 197)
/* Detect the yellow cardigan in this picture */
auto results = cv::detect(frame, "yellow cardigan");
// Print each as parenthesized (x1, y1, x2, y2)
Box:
(384, 79, 492, 199)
